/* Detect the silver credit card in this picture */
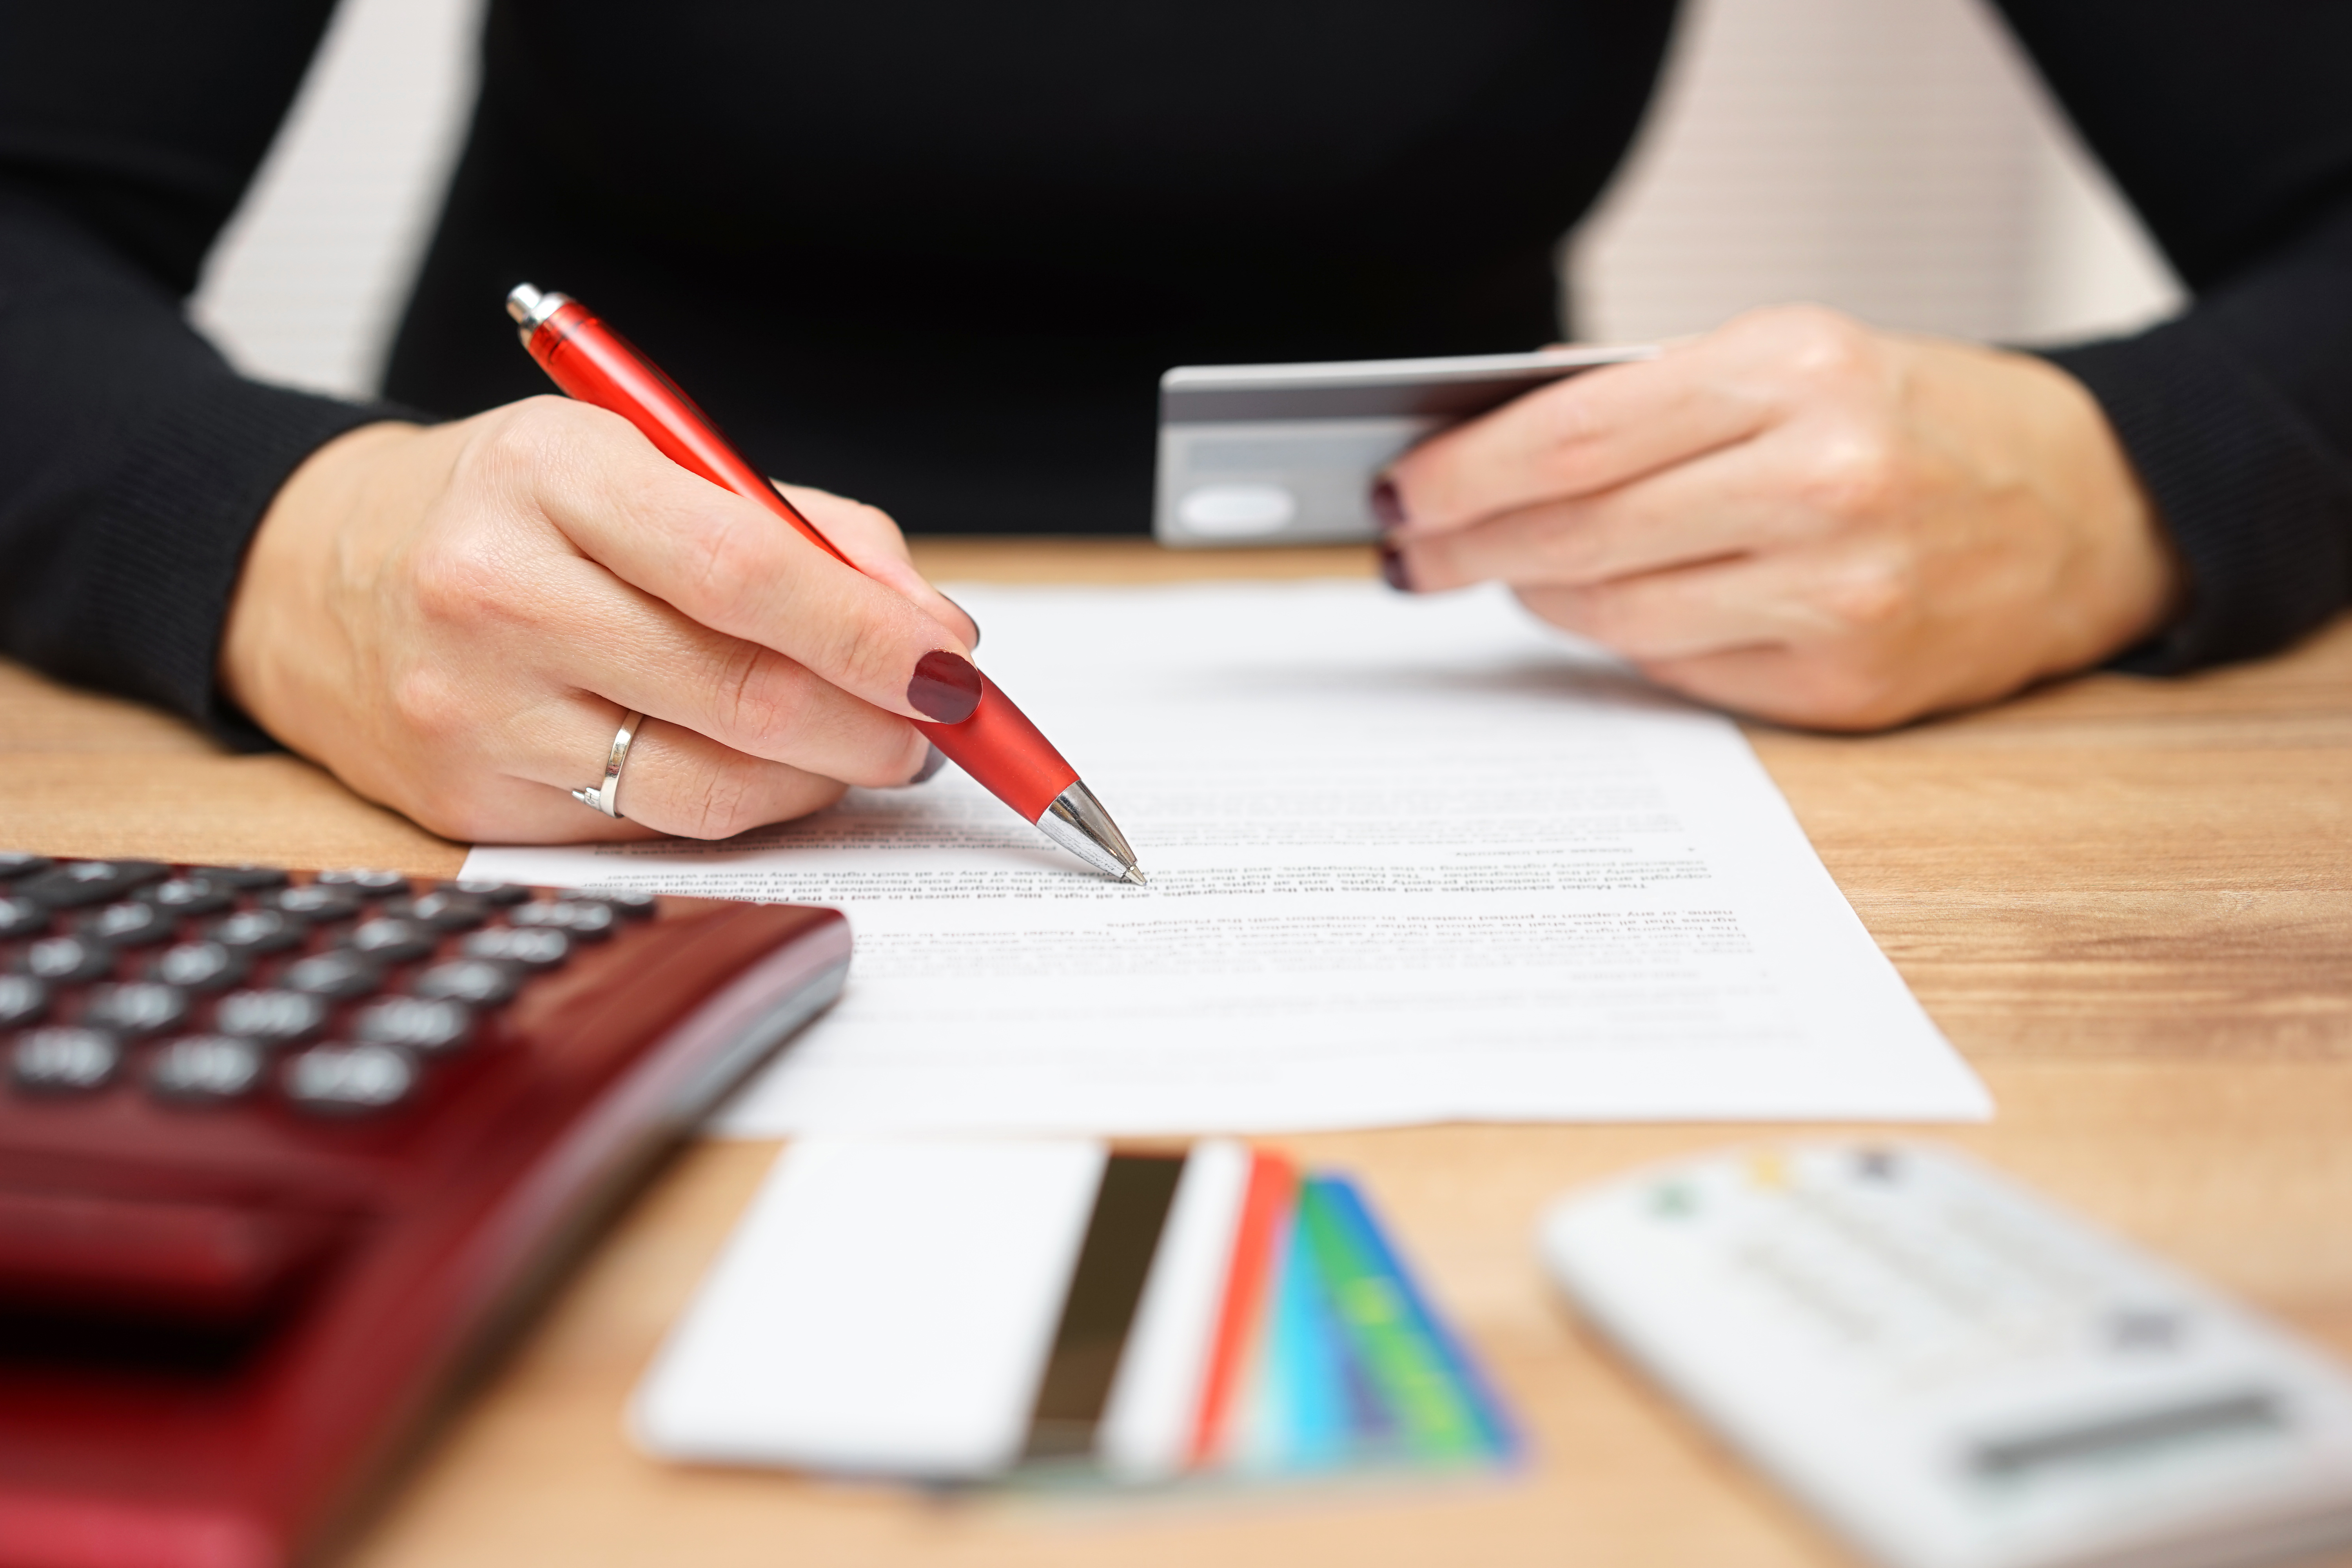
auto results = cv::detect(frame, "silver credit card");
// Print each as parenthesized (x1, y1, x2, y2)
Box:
(1154, 345, 1657, 548)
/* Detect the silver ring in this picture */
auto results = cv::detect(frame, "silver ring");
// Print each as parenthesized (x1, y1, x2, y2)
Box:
(572, 710, 646, 819)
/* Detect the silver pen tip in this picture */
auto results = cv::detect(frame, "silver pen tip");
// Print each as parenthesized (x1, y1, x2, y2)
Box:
(1123, 867, 1150, 886)
(1035, 780, 1147, 884)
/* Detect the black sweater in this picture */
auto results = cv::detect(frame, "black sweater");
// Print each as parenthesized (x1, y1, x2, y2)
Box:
(2, 1, 2348, 740)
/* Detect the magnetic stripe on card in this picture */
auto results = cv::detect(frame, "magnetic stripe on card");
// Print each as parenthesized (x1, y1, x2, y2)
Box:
(1022, 1153, 1186, 1461)
(1095, 1140, 1257, 1481)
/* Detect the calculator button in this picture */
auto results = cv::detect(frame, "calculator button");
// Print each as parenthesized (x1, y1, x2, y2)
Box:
(1852, 1148, 1902, 1182)
(148, 1036, 265, 1104)
(0, 852, 54, 880)
(412, 960, 520, 1006)
(462, 927, 570, 969)
(559, 887, 657, 917)
(82, 982, 190, 1037)
(341, 917, 437, 964)
(18, 860, 170, 909)
(383, 892, 487, 932)
(261, 886, 362, 923)
(10, 1027, 121, 1093)
(2106, 1307, 2186, 1352)
(510, 900, 615, 938)
(149, 941, 250, 993)
(443, 879, 531, 905)
(196, 864, 291, 890)
(20, 935, 116, 984)
(352, 996, 474, 1054)
(282, 952, 384, 1000)
(214, 989, 328, 1045)
(208, 908, 308, 953)
(0, 975, 48, 1027)
(140, 875, 236, 917)
(314, 869, 411, 897)
(283, 1044, 417, 1114)
(0, 896, 48, 939)
(79, 900, 176, 947)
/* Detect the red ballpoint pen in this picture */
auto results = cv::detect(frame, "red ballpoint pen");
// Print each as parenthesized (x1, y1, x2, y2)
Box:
(505, 283, 1146, 883)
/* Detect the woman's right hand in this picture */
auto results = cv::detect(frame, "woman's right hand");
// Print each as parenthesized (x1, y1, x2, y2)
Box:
(218, 396, 982, 844)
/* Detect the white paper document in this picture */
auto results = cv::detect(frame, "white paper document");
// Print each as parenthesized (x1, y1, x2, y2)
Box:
(466, 581, 1987, 1134)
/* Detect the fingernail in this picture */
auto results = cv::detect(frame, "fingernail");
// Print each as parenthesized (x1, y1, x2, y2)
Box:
(1370, 477, 1407, 532)
(941, 592, 980, 650)
(907, 650, 983, 723)
(1379, 543, 1416, 593)
(910, 743, 947, 784)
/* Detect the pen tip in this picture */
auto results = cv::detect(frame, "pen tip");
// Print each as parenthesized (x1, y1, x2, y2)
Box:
(1124, 867, 1150, 886)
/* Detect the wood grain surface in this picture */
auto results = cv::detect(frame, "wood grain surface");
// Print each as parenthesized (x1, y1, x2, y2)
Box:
(5, 538, 2349, 1568)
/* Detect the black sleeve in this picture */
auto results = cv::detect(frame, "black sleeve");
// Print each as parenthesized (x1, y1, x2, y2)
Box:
(0, 2, 416, 745)
(1996, 0, 2352, 671)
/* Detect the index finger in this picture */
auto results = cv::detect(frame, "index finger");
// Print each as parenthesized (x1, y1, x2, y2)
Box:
(1383, 336, 1775, 537)
(505, 402, 982, 725)
(774, 481, 982, 648)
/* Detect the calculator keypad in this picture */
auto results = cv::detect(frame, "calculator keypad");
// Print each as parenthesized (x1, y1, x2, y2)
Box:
(150, 940, 250, 991)
(22, 935, 116, 984)
(0, 975, 47, 1026)
(385, 892, 488, 932)
(11, 1026, 120, 1093)
(352, 995, 474, 1054)
(215, 989, 329, 1045)
(80, 900, 177, 947)
(413, 959, 519, 1006)
(143, 875, 237, 917)
(283, 952, 385, 1000)
(82, 982, 189, 1036)
(149, 1035, 265, 1103)
(0, 858, 644, 1121)
(17, 860, 169, 908)
(283, 1043, 417, 1113)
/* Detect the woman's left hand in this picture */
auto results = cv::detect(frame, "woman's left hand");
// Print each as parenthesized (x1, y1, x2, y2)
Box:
(1377, 305, 2183, 730)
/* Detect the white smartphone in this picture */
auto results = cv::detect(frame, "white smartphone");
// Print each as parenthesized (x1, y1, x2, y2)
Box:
(1153, 345, 1657, 548)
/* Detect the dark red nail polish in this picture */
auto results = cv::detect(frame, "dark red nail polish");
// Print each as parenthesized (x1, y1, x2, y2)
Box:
(1380, 543, 1415, 593)
(1370, 477, 1407, 532)
(907, 650, 983, 723)
(911, 742, 947, 783)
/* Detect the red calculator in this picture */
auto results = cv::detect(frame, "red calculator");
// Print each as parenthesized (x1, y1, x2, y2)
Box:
(0, 853, 850, 1568)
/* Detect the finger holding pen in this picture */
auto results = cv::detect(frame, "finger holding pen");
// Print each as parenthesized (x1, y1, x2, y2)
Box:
(517, 398, 986, 727)
(779, 479, 981, 651)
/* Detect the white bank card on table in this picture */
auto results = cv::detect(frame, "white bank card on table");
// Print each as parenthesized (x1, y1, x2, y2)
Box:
(634, 1138, 1513, 1485)
(1154, 345, 1655, 546)
(1541, 1143, 2352, 1568)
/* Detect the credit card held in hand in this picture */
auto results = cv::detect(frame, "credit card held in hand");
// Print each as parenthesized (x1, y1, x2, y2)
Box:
(1154, 345, 1656, 547)
(632, 1138, 1514, 1486)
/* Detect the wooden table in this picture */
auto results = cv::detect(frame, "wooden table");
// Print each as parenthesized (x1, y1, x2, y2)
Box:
(7, 538, 2352, 1568)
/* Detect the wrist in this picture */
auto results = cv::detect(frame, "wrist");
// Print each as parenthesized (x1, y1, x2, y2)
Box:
(218, 420, 427, 742)
(1913, 340, 2186, 682)
(2026, 352, 2187, 675)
